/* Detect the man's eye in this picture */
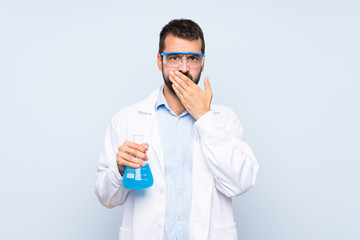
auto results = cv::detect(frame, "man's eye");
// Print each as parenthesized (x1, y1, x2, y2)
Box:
(188, 55, 200, 61)
(167, 55, 179, 61)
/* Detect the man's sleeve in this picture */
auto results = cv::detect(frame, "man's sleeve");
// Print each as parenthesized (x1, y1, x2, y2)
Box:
(193, 108, 259, 197)
(94, 118, 131, 208)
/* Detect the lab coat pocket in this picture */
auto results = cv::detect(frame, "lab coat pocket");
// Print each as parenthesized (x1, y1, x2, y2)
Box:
(209, 222, 237, 240)
(119, 226, 132, 240)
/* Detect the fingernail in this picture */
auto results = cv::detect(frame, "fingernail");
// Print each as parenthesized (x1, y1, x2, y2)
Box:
(170, 71, 174, 75)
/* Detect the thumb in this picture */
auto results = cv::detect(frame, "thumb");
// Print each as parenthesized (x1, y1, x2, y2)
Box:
(204, 76, 212, 98)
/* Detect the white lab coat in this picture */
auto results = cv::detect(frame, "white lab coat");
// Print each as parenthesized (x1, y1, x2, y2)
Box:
(94, 86, 259, 240)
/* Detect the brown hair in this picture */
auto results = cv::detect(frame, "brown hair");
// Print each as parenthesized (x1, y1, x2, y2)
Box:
(159, 19, 205, 54)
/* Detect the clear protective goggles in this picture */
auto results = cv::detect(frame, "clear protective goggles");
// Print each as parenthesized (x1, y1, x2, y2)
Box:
(161, 52, 205, 69)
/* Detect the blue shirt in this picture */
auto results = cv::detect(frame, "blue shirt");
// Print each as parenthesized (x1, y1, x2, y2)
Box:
(155, 86, 195, 240)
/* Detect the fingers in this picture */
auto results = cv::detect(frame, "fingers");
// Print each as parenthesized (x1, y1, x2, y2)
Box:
(121, 142, 149, 161)
(142, 142, 149, 149)
(169, 72, 192, 99)
(172, 70, 192, 86)
(172, 82, 186, 102)
(117, 141, 149, 169)
(169, 71, 194, 92)
(117, 151, 144, 168)
(169, 75, 187, 95)
(125, 141, 148, 153)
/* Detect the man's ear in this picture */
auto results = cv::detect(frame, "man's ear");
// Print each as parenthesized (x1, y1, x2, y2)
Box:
(157, 53, 163, 71)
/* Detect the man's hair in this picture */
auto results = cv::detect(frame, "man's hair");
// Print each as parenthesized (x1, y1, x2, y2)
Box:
(159, 19, 205, 54)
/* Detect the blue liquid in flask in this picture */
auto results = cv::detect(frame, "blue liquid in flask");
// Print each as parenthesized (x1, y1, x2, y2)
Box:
(122, 135, 153, 189)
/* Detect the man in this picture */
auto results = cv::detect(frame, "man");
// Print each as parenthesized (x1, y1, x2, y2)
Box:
(94, 19, 259, 240)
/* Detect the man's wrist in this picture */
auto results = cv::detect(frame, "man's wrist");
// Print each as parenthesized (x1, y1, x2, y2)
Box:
(194, 109, 210, 120)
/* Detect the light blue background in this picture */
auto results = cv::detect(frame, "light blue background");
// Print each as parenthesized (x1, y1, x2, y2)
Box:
(1, 0, 359, 239)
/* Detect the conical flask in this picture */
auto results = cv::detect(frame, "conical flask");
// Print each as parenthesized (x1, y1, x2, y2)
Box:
(122, 134, 154, 189)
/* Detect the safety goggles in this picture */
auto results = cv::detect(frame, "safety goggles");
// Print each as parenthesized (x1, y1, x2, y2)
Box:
(161, 52, 205, 68)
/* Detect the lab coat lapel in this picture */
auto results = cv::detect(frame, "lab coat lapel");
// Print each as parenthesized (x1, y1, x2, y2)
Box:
(137, 87, 165, 178)
(141, 113, 165, 178)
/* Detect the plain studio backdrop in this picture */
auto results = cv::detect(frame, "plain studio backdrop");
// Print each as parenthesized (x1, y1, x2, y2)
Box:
(0, 0, 359, 239)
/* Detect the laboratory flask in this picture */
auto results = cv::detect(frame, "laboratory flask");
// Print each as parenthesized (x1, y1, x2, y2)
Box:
(122, 134, 154, 189)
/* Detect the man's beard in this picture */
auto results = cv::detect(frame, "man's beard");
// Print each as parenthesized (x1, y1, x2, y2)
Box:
(162, 69, 202, 95)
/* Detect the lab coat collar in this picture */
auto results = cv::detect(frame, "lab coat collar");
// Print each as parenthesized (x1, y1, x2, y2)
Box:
(137, 86, 162, 114)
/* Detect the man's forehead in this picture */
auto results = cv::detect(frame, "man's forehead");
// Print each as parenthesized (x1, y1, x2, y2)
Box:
(163, 34, 202, 53)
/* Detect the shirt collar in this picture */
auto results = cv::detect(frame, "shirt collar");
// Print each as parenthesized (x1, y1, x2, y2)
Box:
(154, 85, 169, 110)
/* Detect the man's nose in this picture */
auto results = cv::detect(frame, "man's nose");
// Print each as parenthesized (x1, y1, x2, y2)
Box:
(178, 57, 190, 72)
